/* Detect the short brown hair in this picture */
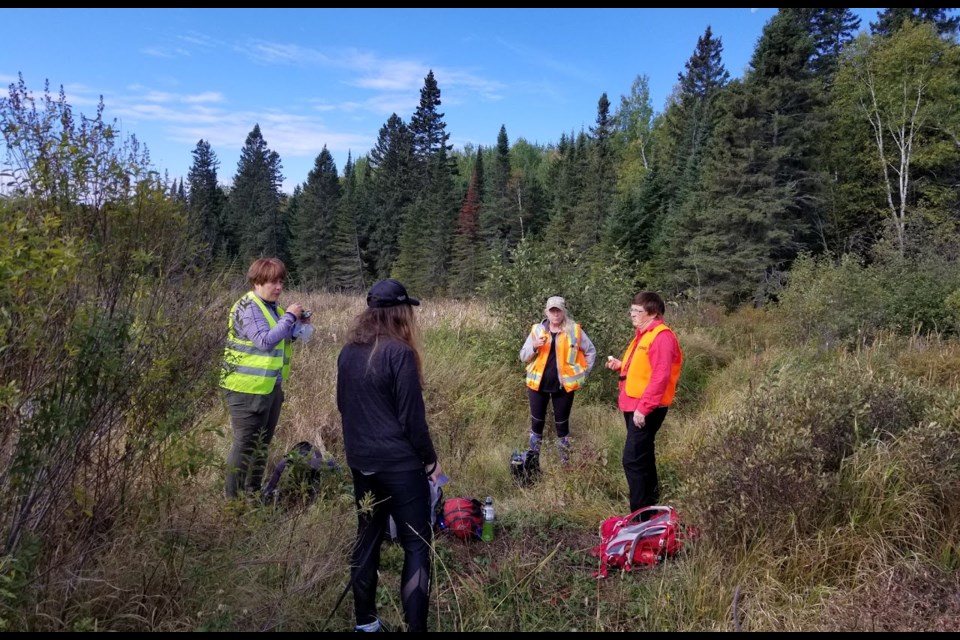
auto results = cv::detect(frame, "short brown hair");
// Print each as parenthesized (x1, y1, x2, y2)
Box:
(632, 291, 665, 317)
(247, 257, 287, 286)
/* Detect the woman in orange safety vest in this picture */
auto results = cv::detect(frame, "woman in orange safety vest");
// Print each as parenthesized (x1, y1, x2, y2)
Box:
(605, 291, 682, 512)
(519, 296, 596, 464)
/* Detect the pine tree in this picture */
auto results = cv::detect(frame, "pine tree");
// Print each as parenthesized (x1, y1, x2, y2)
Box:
(671, 11, 825, 305)
(449, 148, 485, 295)
(291, 146, 340, 288)
(871, 8, 960, 37)
(644, 26, 730, 280)
(409, 70, 454, 185)
(330, 154, 366, 291)
(481, 125, 520, 253)
(228, 124, 286, 262)
(186, 139, 224, 261)
(369, 114, 415, 277)
(784, 8, 862, 79)
(570, 92, 616, 251)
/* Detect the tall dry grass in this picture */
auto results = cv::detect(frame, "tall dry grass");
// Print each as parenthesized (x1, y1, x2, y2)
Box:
(6, 294, 960, 631)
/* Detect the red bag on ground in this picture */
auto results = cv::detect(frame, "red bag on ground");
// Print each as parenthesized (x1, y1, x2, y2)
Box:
(440, 497, 483, 540)
(591, 505, 691, 578)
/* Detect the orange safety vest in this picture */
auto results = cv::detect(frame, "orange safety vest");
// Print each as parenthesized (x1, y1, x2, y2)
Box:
(525, 322, 589, 392)
(621, 322, 683, 405)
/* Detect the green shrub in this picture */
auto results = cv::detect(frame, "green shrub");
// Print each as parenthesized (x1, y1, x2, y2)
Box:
(682, 358, 928, 549)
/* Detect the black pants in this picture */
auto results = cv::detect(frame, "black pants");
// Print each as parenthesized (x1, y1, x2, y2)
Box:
(622, 407, 668, 512)
(350, 468, 432, 632)
(224, 385, 284, 498)
(528, 388, 575, 437)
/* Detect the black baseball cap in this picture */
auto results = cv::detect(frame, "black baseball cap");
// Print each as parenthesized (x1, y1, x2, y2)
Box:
(366, 278, 420, 308)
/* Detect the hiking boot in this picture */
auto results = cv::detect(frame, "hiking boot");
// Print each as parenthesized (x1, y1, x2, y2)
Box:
(528, 431, 543, 455)
(557, 436, 571, 465)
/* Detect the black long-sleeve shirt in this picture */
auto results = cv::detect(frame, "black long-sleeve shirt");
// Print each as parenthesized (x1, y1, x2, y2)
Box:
(336, 339, 437, 473)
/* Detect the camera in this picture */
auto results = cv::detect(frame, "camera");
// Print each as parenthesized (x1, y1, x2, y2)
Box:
(300, 309, 312, 320)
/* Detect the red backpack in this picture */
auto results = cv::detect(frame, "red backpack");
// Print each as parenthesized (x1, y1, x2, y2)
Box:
(591, 505, 691, 578)
(440, 497, 483, 540)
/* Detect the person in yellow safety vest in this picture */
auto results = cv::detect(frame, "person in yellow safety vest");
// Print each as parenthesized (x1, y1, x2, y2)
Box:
(221, 257, 311, 500)
(605, 291, 683, 512)
(519, 296, 596, 464)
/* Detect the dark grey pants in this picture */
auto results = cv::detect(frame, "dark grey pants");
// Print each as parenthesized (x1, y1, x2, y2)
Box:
(224, 385, 284, 499)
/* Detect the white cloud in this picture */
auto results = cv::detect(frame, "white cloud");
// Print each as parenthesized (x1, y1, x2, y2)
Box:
(243, 41, 333, 66)
(182, 91, 224, 104)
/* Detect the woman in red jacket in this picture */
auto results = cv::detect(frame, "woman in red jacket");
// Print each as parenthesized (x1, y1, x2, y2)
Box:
(605, 292, 683, 512)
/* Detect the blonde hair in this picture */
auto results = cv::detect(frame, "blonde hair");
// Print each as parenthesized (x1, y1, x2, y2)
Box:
(544, 309, 575, 334)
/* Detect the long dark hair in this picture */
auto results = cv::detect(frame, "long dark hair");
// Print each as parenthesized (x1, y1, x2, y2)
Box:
(346, 305, 422, 379)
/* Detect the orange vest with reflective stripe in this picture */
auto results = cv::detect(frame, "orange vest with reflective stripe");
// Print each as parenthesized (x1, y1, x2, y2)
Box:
(525, 323, 589, 392)
(621, 322, 683, 405)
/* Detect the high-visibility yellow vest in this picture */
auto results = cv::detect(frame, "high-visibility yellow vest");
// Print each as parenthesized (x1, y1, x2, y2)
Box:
(621, 322, 682, 405)
(525, 322, 589, 392)
(220, 292, 292, 394)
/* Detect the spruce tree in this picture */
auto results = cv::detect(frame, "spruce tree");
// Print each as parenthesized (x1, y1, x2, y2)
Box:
(871, 8, 959, 37)
(571, 92, 616, 251)
(330, 154, 366, 291)
(644, 26, 730, 280)
(291, 146, 340, 289)
(481, 125, 519, 253)
(672, 10, 825, 305)
(369, 114, 415, 277)
(187, 139, 224, 261)
(228, 124, 285, 263)
(449, 148, 485, 296)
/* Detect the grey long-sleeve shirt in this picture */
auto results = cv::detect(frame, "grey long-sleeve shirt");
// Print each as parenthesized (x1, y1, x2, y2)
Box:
(233, 294, 297, 352)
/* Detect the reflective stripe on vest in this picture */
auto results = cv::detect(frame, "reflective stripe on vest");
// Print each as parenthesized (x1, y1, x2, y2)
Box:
(220, 292, 292, 394)
(525, 322, 589, 392)
(620, 322, 683, 406)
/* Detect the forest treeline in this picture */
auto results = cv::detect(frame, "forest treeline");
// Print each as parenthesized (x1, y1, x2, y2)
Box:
(172, 8, 960, 310)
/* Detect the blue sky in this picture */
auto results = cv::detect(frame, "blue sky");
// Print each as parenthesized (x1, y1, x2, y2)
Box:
(1, 8, 883, 194)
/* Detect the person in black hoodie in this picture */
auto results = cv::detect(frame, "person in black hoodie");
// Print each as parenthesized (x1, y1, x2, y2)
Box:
(337, 279, 441, 633)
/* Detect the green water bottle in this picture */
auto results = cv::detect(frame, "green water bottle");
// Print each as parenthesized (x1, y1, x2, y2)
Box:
(481, 496, 495, 542)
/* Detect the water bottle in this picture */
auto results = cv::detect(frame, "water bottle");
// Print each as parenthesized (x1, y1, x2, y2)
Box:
(481, 496, 495, 542)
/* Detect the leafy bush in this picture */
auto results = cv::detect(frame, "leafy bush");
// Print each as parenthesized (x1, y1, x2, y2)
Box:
(776, 253, 960, 347)
(682, 357, 928, 549)
(481, 239, 639, 402)
(0, 78, 225, 567)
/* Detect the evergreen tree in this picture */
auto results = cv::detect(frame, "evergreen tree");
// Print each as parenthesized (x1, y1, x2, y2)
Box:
(393, 146, 458, 294)
(643, 26, 730, 277)
(409, 70, 454, 184)
(871, 8, 959, 37)
(186, 139, 224, 261)
(571, 92, 616, 250)
(481, 125, 520, 253)
(670, 11, 825, 305)
(228, 124, 286, 263)
(368, 114, 415, 278)
(449, 148, 485, 295)
(330, 153, 366, 291)
(291, 146, 340, 288)
(784, 8, 862, 79)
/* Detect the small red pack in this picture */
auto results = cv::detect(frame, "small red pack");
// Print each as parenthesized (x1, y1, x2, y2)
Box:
(440, 497, 483, 540)
(591, 505, 691, 578)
